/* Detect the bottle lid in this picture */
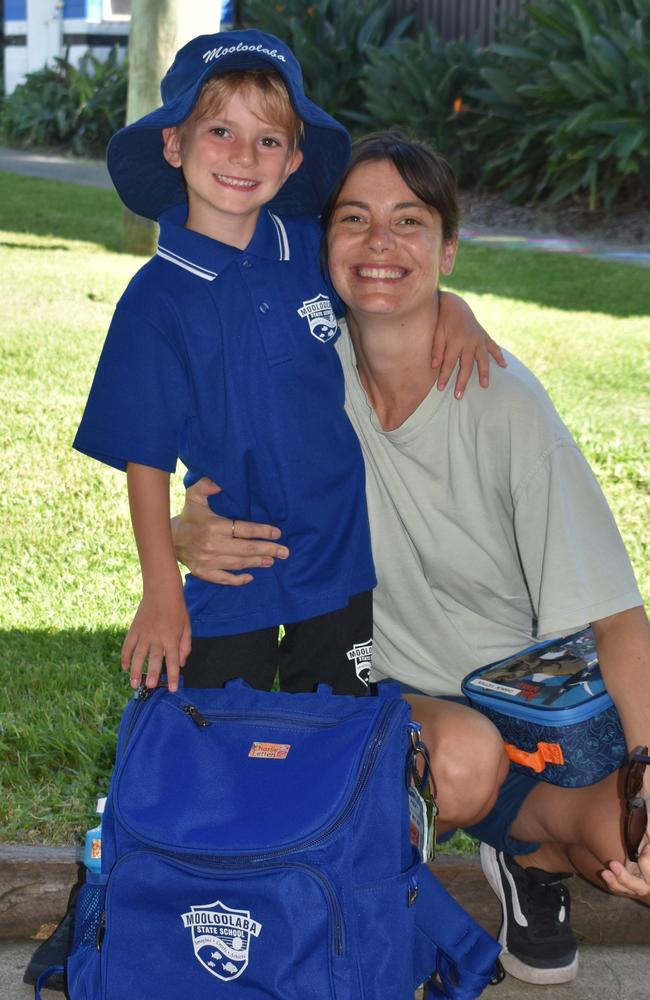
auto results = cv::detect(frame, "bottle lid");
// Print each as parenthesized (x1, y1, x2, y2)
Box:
(96, 796, 107, 815)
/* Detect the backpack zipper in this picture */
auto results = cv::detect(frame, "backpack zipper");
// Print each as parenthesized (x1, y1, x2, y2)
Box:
(177, 704, 339, 730)
(166, 698, 399, 864)
(116, 694, 402, 862)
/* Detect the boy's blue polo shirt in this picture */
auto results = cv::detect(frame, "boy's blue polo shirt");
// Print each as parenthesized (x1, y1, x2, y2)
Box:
(74, 206, 375, 636)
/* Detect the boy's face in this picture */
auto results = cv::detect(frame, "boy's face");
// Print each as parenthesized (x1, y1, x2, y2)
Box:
(162, 88, 303, 248)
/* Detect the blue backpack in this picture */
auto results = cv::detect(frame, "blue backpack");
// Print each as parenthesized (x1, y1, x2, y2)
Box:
(39, 681, 499, 999)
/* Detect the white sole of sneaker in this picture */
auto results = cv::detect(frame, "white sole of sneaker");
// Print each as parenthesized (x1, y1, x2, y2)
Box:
(479, 843, 579, 985)
(499, 950, 579, 985)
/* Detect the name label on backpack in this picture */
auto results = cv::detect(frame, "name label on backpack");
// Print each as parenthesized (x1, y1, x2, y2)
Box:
(248, 742, 291, 759)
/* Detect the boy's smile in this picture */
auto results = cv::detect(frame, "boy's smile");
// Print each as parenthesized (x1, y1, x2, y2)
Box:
(214, 174, 258, 190)
(163, 89, 303, 249)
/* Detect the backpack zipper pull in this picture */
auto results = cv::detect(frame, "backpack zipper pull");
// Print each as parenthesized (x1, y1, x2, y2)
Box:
(137, 681, 155, 701)
(182, 703, 212, 727)
(95, 911, 106, 950)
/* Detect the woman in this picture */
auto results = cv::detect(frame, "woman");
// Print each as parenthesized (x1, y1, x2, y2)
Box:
(173, 132, 650, 984)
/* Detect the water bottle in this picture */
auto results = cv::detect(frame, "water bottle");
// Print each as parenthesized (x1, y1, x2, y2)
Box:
(83, 796, 107, 875)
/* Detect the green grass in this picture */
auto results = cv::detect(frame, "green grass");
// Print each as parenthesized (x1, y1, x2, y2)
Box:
(1, 172, 648, 845)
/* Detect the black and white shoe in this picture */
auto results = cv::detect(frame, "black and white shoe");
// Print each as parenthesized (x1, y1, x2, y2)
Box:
(480, 842, 579, 984)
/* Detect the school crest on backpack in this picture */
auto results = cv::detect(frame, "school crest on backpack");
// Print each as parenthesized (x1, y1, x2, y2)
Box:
(297, 293, 338, 342)
(180, 899, 263, 981)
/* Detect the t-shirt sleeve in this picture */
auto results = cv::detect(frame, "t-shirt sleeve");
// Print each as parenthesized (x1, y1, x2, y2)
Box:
(73, 304, 190, 473)
(513, 441, 642, 637)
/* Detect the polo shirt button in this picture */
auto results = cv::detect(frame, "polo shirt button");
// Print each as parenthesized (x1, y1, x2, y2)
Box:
(242, 258, 252, 268)
(259, 302, 270, 314)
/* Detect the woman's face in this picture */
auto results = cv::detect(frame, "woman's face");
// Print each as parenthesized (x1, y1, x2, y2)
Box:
(327, 159, 457, 321)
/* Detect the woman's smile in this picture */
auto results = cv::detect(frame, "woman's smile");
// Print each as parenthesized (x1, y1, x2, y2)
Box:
(353, 264, 408, 280)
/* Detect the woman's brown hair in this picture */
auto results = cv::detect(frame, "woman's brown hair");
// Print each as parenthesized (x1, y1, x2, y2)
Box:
(321, 129, 459, 241)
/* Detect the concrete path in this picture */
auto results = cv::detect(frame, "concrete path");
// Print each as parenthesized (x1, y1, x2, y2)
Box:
(1, 145, 649, 268)
(3, 939, 649, 999)
(3, 850, 649, 997)
(0, 145, 111, 189)
(460, 223, 650, 269)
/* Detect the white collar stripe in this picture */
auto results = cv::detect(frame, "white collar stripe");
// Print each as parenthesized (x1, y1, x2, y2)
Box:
(269, 213, 290, 261)
(156, 245, 218, 281)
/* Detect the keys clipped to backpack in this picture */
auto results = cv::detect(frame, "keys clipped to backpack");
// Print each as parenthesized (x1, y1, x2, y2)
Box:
(406, 722, 438, 863)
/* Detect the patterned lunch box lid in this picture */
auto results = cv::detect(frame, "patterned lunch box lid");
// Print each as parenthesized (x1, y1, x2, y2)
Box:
(461, 629, 612, 726)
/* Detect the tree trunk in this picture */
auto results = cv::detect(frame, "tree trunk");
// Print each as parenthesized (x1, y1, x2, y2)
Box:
(122, 0, 222, 255)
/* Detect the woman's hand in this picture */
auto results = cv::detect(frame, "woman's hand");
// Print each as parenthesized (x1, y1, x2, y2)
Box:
(432, 291, 506, 399)
(601, 761, 650, 899)
(171, 478, 289, 585)
(601, 839, 650, 899)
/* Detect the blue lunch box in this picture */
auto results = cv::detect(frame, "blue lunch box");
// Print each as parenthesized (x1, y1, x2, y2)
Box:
(461, 629, 626, 787)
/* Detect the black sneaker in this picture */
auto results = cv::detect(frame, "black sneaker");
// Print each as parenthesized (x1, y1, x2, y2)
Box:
(23, 881, 80, 991)
(480, 843, 578, 984)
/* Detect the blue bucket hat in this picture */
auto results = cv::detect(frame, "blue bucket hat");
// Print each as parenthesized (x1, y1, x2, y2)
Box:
(107, 29, 351, 221)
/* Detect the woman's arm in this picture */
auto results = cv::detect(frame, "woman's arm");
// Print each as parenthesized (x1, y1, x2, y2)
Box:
(433, 291, 507, 398)
(122, 463, 192, 692)
(592, 606, 650, 753)
(593, 606, 650, 897)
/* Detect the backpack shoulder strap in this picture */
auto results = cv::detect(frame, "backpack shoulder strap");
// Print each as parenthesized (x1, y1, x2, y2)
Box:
(413, 865, 501, 999)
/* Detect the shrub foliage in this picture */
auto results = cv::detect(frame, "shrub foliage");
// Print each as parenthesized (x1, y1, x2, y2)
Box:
(239, 0, 413, 123)
(1, 0, 648, 208)
(350, 24, 486, 185)
(1, 47, 127, 157)
(470, 0, 650, 207)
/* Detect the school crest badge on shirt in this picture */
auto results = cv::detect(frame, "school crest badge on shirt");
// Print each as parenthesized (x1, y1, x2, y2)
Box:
(297, 293, 338, 343)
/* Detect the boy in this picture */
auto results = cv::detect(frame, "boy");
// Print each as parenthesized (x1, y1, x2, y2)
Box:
(73, 30, 493, 697)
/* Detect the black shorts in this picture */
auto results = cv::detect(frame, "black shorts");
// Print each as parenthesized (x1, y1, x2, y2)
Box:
(182, 590, 373, 696)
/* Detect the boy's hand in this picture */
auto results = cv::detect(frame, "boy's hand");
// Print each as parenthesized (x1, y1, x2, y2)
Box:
(121, 585, 191, 694)
(432, 291, 506, 399)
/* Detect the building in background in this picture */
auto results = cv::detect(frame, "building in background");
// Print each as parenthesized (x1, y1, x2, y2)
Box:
(2, 0, 228, 95)
(392, 0, 526, 44)
(4, 1, 130, 94)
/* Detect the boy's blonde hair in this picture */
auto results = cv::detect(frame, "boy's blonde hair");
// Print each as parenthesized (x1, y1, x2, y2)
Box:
(187, 70, 304, 152)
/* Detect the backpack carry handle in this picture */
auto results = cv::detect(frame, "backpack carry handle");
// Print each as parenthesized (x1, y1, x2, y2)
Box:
(35, 965, 65, 999)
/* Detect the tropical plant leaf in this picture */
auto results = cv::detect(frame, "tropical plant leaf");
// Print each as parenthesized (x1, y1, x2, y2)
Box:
(470, 0, 650, 207)
(1, 46, 127, 156)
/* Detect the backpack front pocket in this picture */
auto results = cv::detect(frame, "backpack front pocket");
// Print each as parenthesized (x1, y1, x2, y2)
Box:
(100, 850, 349, 999)
(111, 690, 396, 856)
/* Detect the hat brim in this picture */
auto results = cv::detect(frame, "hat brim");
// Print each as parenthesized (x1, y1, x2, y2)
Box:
(107, 52, 350, 221)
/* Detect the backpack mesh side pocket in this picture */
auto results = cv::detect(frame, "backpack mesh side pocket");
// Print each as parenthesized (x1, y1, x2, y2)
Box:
(72, 877, 106, 951)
